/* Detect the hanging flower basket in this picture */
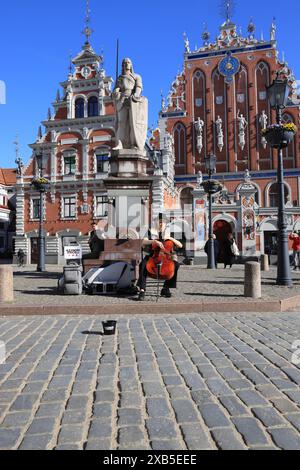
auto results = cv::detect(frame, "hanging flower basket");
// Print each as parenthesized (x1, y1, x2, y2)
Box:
(201, 180, 223, 195)
(31, 177, 49, 192)
(261, 123, 297, 149)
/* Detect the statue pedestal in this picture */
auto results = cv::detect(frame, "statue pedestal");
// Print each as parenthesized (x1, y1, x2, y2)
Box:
(109, 149, 148, 178)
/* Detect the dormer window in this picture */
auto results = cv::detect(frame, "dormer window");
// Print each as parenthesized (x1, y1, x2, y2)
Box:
(75, 98, 85, 118)
(88, 97, 99, 117)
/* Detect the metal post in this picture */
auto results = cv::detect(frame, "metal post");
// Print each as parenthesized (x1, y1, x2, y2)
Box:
(207, 183, 216, 269)
(37, 189, 46, 273)
(276, 107, 292, 287)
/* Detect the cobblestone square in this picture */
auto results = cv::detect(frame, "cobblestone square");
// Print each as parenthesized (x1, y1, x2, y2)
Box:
(0, 311, 300, 450)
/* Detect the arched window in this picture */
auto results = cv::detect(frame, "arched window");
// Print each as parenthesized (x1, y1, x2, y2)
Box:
(269, 183, 289, 207)
(180, 187, 193, 210)
(173, 123, 186, 167)
(75, 98, 85, 118)
(88, 97, 99, 117)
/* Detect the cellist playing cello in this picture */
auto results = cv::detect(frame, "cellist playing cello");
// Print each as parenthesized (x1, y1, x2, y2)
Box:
(136, 215, 183, 301)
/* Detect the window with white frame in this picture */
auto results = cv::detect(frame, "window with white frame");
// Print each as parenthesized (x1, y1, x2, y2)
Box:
(95, 195, 108, 218)
(95, 149, 110, 174)
(64, 155, 76, 175)
(63, 196, 77, 219)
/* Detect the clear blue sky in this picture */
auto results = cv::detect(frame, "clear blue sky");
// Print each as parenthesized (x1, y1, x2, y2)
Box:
(0, 0, 299, 167)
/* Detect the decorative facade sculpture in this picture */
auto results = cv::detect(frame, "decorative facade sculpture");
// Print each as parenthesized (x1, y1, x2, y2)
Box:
(237, 110, 248, 150)
(194, 118, 205, 154)
(259, 110, 268, 149)
(113, 58, 148, 152)
(215, 115, 224, 152)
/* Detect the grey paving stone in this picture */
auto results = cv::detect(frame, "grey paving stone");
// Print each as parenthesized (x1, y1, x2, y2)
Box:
(55, 444, 83, 450)
(85, 439, 111, 450)
(36, 402, 64, 417)
(227, 379, 253, 391)
(191, 390, 213, 406)
(19, 434, 53, 450)
(92, 403, 112, 419)
(146, 398, 172, 418)
(62, 410, 88, 425)
(181, 423, 214, 450)
(183, 374, 206, 390)
(270, 397, 299, 414)
(151, 440, 185, 450)
(282, 368, 300, 385)
(118, 408, 143, 426)
(146, 418, 178, 440)
(0, 428, 21, 449)
(256, 384, 285, 399)
(206, 378, 232, 397)
(163, 375, 183, 386)
(232, 417, 269, 446)
(285, 413, 300, 432)
(283, 390, 300, 405)
(142, 382, 166, 398)
(211, 428, 247, 450)
(196, 364, 219, 379)
(88, 420, 112, 440)
(49, 376, 73, 389)
(58, 425, 85, 444)
(251, 407, 285, 428)
(199, 403, 231, 429)
(0, 391, 18, 403)
(94, 390, 116, 403)
(71, 380, 93, 395)
(42, 389, 69, 403)
(241, 368, 269, 385)
(66, 395, 88, 410)
(1, 411, 31, 428)
(219, 396, 249, 417)
(171, 399, 199, 423)
(167, 386, 191, 400)
(270, 378, 298, 391)
(218, 367, 243, 381)
(119, 392, 142, 408)
(10, 394, 39, 411)
(118, 426, 145, 447)
(0, 379, 25, 391)
(27, 417, 57, 435)
(237, 390, 269, 407)
(268, 428, 300, 450)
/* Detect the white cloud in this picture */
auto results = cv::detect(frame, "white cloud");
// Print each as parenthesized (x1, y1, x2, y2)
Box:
(0, 80, 6, 105)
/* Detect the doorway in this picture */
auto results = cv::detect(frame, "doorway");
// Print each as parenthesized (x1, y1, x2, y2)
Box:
(31, 238, 39, 265)
(213, 220, 233, 263)
(264, 231, 278, 255)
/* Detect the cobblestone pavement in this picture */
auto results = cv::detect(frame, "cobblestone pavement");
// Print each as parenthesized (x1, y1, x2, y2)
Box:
(0, 312, 300, 450)
(10, 265, 300, 305)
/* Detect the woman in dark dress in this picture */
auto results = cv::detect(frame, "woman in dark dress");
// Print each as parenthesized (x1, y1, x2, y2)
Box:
(223, 233, 235, 269)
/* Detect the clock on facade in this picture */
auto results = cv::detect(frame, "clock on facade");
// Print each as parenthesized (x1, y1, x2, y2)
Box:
(218, 52, 240, 85)
(81, 66, 92, 79)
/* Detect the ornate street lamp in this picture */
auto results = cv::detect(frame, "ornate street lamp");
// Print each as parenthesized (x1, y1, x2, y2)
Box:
(35, 150, 46, 273)
(201, 153, 222, 269)
(266, 77, 292, 287)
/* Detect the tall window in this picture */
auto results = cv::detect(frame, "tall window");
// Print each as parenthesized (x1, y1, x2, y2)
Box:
(88, 97, 99, 117)
(64, 155, 76, 175)
(173, 123, 186, 166)
(269, 183, 289, 207)
(180, 187, 193, 210)
(63, 197, 76, 219)
(75, 98, 85, 118)
(95, 196, 108, 218)
(32, 199, 40, 219)
(96, 155, 109, 174)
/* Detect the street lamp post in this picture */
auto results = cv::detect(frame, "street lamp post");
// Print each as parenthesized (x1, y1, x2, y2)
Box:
(266, 77, 292, 287)
(35, 150, 46, 273)
(203, 153, 217, 269)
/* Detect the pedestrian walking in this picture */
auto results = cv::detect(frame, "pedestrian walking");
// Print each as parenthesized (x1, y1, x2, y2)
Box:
(289, 231, 300, 270)
(223, 233, 239, 269)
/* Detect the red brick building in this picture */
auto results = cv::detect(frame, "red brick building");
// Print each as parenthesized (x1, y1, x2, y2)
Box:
(151, 16, 300, 259)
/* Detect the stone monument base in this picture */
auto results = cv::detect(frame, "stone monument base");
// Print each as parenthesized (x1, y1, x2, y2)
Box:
(109, 149, 148, 178)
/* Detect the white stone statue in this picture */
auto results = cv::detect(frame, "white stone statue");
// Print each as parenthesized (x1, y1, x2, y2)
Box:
(259, 110, 268, 130)
(259, 110, 268, 149)
(237, 111, 248, 150)
(215, 115, 224, 152)
(197, 171, 203, 188)
(194, 118, 204, 154)
(113, 58, 148, 152)
(270, 18, 276, 41)
(183, 33, 191, 53)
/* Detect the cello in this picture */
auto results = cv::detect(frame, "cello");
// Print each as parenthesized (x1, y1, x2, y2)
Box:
(146, 215, 176, 300)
